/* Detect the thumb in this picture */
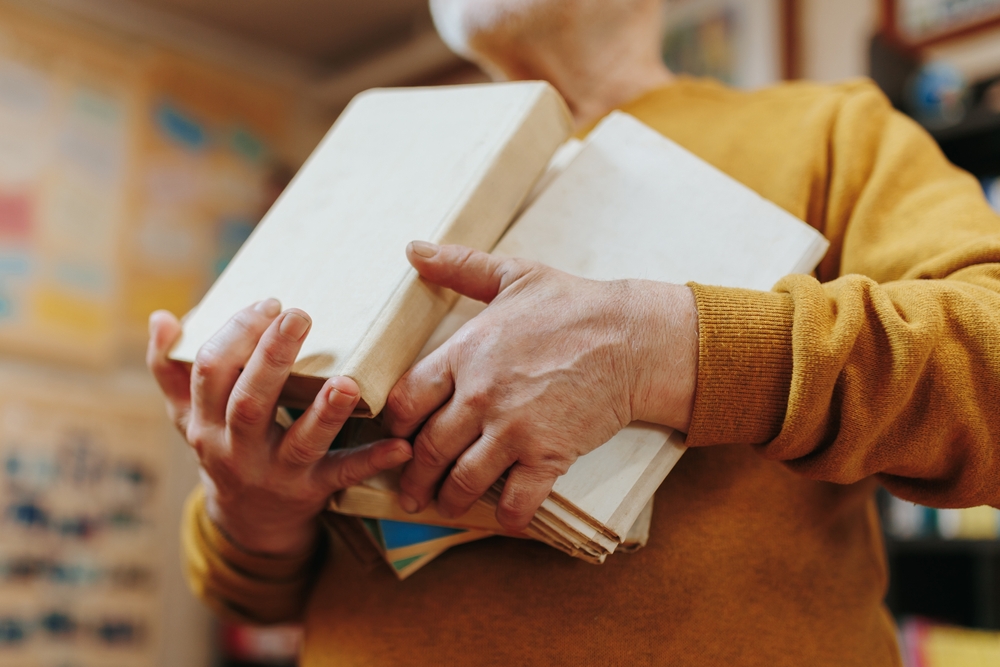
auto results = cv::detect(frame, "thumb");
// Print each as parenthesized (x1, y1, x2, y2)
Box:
(406, 241, 531, 303)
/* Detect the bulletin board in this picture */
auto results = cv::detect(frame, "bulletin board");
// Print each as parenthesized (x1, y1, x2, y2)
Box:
(0, 2, 317, 368)
(0, 5, 140, 368)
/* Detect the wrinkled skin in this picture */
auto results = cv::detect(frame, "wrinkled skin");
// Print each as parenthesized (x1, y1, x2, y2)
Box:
(147, 301, 412, 556)
(147, 241, 696, 551)
(385, 241, 697, 531)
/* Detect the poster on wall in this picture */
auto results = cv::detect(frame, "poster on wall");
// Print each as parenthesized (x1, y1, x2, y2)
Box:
(0, 10, 138, 368)
(0, 3, 308, 368)
(661, 0, 781, 89)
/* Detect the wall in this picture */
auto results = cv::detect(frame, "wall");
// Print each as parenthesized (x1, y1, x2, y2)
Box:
(801, 0, 879, 81)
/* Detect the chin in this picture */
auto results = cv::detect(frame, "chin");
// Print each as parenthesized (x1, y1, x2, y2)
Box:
(429, 0, 554, 57)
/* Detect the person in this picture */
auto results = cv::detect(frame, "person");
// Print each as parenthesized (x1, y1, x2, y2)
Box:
(147, 0, 1000, 664)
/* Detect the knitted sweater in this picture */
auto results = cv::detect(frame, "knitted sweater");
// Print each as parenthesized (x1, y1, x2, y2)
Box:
(181, 78, 1000, 666)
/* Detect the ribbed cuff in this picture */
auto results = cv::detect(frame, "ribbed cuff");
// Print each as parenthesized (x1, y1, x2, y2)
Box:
(182, 487, 322, 623)
(686, 284, 795, 447)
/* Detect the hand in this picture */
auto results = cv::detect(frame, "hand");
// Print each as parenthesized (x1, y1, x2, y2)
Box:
(384, 241, 697, 532)
(147, 301, 413, 556)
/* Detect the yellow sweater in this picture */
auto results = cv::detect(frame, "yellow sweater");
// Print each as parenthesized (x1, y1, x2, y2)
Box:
(182, 78, 1000, 666)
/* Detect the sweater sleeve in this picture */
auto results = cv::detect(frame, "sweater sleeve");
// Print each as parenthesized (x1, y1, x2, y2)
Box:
(685, 82, 1000, 509)
(181, 485, 325, 624)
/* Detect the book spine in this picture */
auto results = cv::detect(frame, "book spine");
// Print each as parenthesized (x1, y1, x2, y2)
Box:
(342, 85, 572, 417)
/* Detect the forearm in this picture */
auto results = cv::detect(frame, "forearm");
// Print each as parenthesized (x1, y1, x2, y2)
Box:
(685, 270, 1000, 509)
(182, 486, 325, 625)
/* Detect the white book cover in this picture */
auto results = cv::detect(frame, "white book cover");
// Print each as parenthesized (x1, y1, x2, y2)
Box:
(420, 110, 829, 545)
(170, 82, 571, 415)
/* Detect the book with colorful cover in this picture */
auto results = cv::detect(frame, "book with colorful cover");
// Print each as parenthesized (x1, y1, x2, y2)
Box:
(358, 518, 492, 580)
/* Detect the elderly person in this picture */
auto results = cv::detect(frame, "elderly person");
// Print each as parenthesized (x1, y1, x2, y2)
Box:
(148, 0, 1000, 664)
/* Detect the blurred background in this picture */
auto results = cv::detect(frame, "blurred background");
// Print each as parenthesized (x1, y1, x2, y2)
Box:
(0, 0, 997, 666)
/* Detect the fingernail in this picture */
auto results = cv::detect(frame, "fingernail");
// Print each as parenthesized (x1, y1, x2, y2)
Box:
(256, 299, 281, 317)
(279, 312, 310, 340)
(438, 505, 456, 519)
(399, 494, 419, 514)
(409, 241, 438, 258)
(327, 385, 357, 408)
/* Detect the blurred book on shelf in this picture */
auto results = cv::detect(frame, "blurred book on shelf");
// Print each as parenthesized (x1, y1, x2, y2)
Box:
(220, 623, 301, 667)
(899, 617, 1000, 667)
(884, 494, 1000, 541)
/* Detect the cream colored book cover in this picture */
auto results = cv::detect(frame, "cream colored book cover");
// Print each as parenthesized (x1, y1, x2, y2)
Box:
(170, 82, 571, 415)
(405, 111, 830, 557)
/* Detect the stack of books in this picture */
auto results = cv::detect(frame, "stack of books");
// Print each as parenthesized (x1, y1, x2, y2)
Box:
(173, 82, 828, 577)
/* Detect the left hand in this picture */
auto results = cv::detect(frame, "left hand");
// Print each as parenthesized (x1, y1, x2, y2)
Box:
(383, 241, 698, 532)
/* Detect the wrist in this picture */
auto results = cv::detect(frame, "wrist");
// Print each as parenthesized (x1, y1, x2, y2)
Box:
(203, 486, 320, 558)
(624, 280, 698, 430)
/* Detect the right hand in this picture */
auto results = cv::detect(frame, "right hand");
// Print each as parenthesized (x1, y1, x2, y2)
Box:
(147, 300, 413, 556)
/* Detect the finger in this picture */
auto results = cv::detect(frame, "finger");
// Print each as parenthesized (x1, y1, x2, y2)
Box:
(317, 438, 413, 491)
(191, 299, 282, 426)
(495, 463, 559, 533)
(406, 242, 532, 303)
(279, 376, 360, 467)
(437, 432, 516, 519)
(147, 310, 192, 433)
(228, 309, 312, 445)
(397, 398, 481, 513)
(383, 344, 454, 438)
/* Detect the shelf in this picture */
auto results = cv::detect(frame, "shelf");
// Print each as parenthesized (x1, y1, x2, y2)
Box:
(886, 538, 1000, 556)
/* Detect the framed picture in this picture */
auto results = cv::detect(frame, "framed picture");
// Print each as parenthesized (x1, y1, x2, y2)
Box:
(882, 0, 1000, 48)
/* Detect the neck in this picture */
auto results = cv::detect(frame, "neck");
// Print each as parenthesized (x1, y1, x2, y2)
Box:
(478, 26, 673, 129)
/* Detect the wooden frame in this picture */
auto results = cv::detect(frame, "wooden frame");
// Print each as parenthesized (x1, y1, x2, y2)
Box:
(781, 0, 801, 80)
(881, 0, 1000, 50)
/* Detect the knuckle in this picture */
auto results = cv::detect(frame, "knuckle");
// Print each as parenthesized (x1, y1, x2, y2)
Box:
(227, 385, 269, 426)
(185, 424, 212, 459)
(385, 387, 415, 422)
(313, 403, 348, 430)
(452, 246, 478, 273)
(447, 464, 481, 499)
(229, 310, 257, 336)
(333, 456, 371, 489)
(494, 419, 529, 445)
(282, 438, 318, 467)
(192, 345, 221, 379)
(497, 494, 534, 527)
(463, 389, 494, 414)
(496, 258, 531, 291)
(167, 406, 188, 437)
(258, 338, 294, 371)
(413, 433, 450, 469)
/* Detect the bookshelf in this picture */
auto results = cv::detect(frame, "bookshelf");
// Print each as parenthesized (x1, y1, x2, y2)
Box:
(871, 31, 1000, 636)
(884, 532, 1000, 630)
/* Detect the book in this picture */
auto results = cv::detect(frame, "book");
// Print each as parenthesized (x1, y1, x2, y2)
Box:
(331, 110, 829, 564)
(328, 473, 655, 577)
(169, 82, 572, 416)
(899, 617, 1000, 667)
(357, 518, 492, 580)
